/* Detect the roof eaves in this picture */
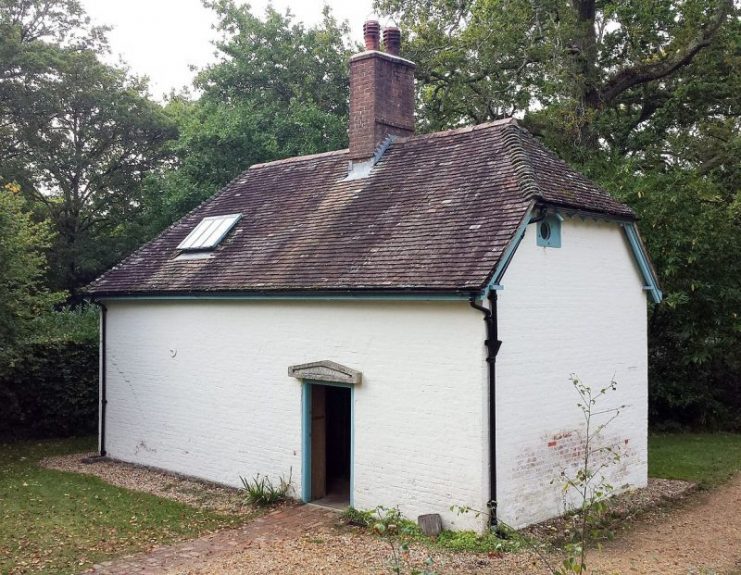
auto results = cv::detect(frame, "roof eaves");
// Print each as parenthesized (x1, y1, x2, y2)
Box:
(87, 287, 477, 302)
(480, 200, 538, 293)
(538, 202, 636, 221)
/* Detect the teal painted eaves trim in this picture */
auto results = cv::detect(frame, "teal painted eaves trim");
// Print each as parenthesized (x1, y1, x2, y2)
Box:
(98, 291, 471, 303)
(482, 205, 662, 303)
(622, 223, 662, 303)
(484, 203, 536, 293)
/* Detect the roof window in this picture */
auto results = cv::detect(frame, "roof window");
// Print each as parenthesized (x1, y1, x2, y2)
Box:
(177, 213, 241, 251)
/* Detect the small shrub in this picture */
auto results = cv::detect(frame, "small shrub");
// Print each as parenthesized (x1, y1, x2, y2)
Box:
(342, 506, 375, 527)
(367, 506, 422, 538)
(437, 527, 529, 554)
(240, 469, 292, 506)
(348, 504, 530, 563)
(358, 507, 433, 575)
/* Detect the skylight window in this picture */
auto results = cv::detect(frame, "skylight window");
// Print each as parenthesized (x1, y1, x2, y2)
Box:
(177, 213, 242, 251)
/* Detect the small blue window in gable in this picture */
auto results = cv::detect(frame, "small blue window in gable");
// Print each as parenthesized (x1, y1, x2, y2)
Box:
(536, 215, 561, 248)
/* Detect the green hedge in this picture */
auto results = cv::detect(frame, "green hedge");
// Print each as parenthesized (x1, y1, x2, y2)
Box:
(0, 341, 98, 439)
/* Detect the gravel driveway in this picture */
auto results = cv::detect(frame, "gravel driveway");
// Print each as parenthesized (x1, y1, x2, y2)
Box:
(587, 473, 741, 575)
(42, 454, 740, 575)
(159, 476, 740, 575)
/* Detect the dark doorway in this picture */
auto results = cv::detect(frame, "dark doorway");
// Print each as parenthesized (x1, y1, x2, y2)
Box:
(310, 384, 351, 508)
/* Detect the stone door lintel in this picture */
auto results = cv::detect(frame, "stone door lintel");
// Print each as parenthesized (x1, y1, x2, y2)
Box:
(288, 360, 362, 385)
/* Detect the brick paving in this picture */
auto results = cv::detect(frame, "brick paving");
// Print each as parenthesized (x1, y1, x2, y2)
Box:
(84, 504, 339, 575)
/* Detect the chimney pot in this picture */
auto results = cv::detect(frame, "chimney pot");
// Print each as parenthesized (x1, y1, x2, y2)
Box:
(363, 20, 381, 51)
(383, 27, 401, 56)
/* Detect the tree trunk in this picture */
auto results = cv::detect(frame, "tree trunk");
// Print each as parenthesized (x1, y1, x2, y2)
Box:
(569, 0, 600, 149)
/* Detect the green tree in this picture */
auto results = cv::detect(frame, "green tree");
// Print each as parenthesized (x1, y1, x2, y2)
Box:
(0, 183, 61, 350)
(1, 0, 175, 298)
(0, 0, 107, 170)
(605, 162, 740, 429)
(19, 50, 174, 298)
(377, 0, 735, 155)
(378, 0, 740, 428)
(376, 0, 735, 150)
(599, 18, 740, 428)
(141, 2, 354, 232)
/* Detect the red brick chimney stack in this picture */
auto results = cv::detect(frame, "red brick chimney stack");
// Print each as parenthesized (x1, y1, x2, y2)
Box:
(348, 21, 415, 163)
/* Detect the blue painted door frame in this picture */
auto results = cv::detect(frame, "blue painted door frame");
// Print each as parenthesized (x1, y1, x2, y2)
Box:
(301, 380, 355, 506)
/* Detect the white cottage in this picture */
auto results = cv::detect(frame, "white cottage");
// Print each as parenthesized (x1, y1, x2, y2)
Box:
(87, 21, 661, 531)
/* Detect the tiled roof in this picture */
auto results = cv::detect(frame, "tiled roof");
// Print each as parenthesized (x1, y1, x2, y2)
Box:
(87, 119, 634, 296)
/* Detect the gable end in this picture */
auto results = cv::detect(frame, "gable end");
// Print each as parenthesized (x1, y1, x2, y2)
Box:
(484, 209, 662, 304)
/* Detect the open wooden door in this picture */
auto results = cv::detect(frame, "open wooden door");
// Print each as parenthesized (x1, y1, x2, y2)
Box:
(311, 385, 326, 500)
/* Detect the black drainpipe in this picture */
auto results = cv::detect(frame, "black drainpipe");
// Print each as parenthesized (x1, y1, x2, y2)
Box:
(469, 290, 502, 527)
(90, 299, 108, 457)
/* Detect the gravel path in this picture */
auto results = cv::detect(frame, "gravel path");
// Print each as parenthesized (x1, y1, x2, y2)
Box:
(587, 473, 741, 575)
(158, 512, 547, 575)
(42, 454, 739, 574)
(42, 454, 546, 574)
(162, 477, 739, 575)
(523, 478, 695, 543)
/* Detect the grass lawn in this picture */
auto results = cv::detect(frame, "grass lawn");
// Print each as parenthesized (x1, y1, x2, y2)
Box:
(648, 433, 741, 487)
(0, 437, 245, 575)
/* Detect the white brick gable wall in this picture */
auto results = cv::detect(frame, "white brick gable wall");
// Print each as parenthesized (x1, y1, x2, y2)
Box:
(495, 217, 649, 528)
(103, 300, 489, 531)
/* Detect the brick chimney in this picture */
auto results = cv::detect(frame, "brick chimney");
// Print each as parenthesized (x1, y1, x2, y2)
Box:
(348, 21, 415, 163)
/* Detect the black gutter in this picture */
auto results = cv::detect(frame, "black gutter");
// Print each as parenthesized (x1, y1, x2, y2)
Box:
(469, 291, 502, 527)
(90, 299, 108, 457)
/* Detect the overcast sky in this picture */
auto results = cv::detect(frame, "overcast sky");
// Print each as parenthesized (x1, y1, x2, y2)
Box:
(80, 0, 375, 99)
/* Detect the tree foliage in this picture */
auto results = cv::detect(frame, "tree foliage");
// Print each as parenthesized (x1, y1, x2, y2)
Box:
(0, 339, 98, 438)
(0, 0, 175, 297)
(376, 0, 735, 155)
(0, 0, 737, 430)
(377, 0, 740, 428)
(0, 0, 108, 191)
(141, 2, 354, 232)
(0, 183, 61, 351)
(608, 164, 740, 429)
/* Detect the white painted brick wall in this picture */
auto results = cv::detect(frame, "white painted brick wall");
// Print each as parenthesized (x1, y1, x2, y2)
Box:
(495, 217, 649, 528)
(104, 300, 488, 531)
